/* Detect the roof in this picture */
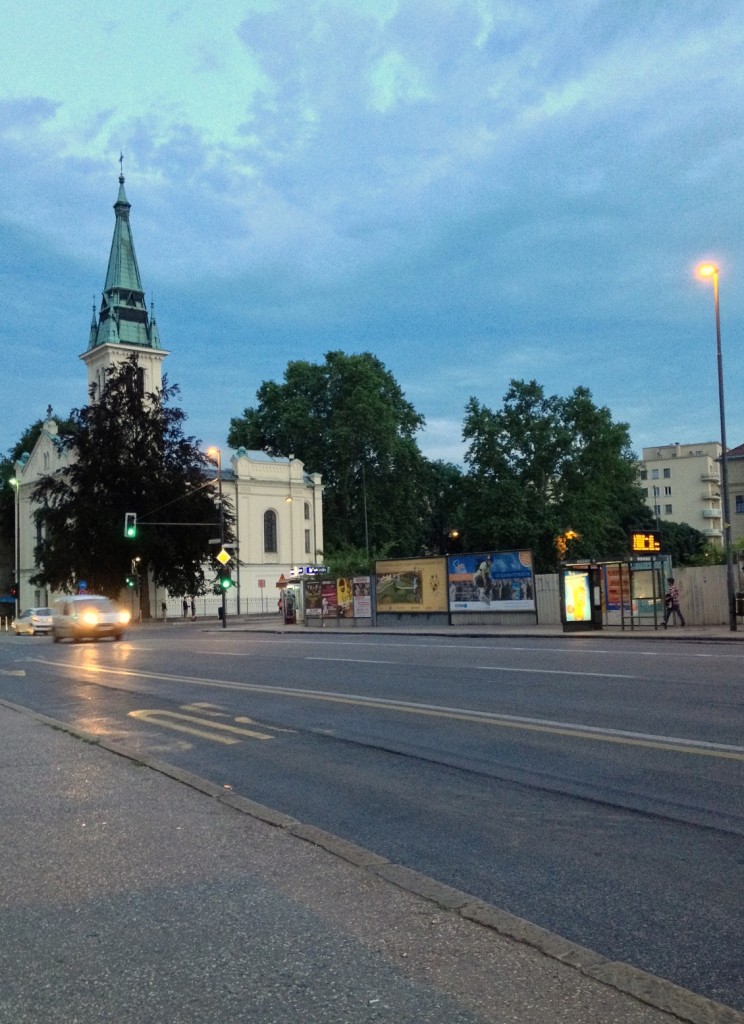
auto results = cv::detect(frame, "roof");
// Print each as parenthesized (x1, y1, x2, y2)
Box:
(87, 174, 162, 352)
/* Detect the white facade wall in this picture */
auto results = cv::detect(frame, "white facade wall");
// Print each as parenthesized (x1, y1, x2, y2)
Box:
(638, 442, 723, 541)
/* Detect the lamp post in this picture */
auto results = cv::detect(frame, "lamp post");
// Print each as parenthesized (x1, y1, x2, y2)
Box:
(207, 447, 227, 629)
(697, 262, 737, 631)
(286, 454, 295, 571)
(9, 477, 19, 618)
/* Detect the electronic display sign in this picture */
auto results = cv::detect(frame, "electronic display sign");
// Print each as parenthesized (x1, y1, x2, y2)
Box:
(630, 530, 662, 554)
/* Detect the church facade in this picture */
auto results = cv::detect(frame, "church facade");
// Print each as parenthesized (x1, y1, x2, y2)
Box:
(12, 172, 324, 617)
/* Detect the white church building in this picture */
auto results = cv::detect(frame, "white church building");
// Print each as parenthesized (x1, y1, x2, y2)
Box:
(12, 171, 324, 617)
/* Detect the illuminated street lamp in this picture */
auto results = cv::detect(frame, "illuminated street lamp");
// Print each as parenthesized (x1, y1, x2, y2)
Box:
(207, 446, 227, 629)
(697, 262, 737, 631)
(9, 477, 19, 617)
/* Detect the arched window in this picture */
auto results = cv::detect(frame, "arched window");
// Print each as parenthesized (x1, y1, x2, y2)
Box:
(304, 501, 311, 520)
(264, 509, 277, 553)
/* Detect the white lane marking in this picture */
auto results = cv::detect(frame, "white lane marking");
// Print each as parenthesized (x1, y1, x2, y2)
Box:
(306, 657, 396, 664)
(30, 656, 744, 759)
(477, 666, 636, 679)
(182, 637, 743, 660)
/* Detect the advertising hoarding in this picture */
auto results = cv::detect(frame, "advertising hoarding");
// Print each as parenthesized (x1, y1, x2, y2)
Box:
(375, 558, 448, 613)
(448, 550, 536, 612)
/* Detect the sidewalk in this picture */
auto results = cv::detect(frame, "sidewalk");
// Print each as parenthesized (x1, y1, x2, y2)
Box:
(1, 702, 741, 1023)
(162, 613, 744, 643)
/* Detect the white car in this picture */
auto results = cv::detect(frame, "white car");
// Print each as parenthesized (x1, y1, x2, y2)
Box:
(12, 607, 54, 636)
(52, 595, 131, 643)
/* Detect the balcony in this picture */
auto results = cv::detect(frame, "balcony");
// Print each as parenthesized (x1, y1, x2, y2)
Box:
(701, 472, 720, 483)
(703, 527, 723, 538)
(702, 509, 722, 519)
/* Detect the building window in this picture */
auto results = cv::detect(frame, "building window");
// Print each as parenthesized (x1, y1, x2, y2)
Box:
(639, 470, 648, 480)
(653, 505, 661, 515)
(304, 501, 310, 520)
(136, 367, 145, 396)
(664, 486, 672, 496)
(263, 510, 277, 552)
(641, 488, 648, 497)
(651, 469, 659, 479)
(663, 468, 671, 478)
(736, 495, 744, 514)
(305, 529, 311, 554)
(652, 486, 660, 497)
(665, 504, 673, 515)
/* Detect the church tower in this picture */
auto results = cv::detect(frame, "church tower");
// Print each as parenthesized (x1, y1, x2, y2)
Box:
(81, 167, 169, 398)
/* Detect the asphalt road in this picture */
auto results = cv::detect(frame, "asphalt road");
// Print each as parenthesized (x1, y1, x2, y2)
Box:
(1, 626, 742, 1011)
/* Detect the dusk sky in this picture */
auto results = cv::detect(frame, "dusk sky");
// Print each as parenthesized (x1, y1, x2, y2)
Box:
(2, 1, 743, 467)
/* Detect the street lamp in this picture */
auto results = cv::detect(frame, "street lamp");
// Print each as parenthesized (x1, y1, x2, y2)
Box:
(697, 261, 737, 631)
(207, 446, 227, 629)
(9, 477, 19, 617)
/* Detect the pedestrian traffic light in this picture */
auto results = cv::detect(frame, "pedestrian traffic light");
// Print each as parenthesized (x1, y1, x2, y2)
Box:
(124, 512, 137, 538)
(219, 565, 232, 590)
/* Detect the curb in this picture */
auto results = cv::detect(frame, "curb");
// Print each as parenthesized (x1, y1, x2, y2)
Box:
(3, 697, 742, 1024)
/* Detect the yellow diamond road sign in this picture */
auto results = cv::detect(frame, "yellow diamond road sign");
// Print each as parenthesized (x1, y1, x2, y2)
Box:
(216, 548, 231, 565)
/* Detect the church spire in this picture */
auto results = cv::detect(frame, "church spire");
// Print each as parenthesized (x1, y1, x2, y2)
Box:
(87, 166, 162, 351)
(82, 164, 169, 401)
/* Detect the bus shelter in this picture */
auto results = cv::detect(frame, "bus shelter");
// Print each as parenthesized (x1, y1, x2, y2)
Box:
(561, 558, 672, 631)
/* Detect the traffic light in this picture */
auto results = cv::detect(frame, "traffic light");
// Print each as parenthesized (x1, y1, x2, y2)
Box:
(219, 565, 232, 590)
(10, 582, 18, 599)
(125, 576, 136, 588)
(124, 512, 137, 538)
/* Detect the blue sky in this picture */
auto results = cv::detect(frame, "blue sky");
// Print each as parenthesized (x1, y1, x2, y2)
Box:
(2, 0, 743, 466)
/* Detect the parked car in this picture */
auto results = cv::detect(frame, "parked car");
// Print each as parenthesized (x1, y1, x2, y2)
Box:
(52, 595, 131, 643)
(12, 607, 54, 636)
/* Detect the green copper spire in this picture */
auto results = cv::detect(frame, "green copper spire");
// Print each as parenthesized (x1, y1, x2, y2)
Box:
(88, 169, 162, 351)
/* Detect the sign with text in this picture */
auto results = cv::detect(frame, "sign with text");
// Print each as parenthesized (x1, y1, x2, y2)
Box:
(630, 530, 662, 554)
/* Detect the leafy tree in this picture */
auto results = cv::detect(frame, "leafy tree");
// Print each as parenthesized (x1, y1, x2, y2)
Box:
(461, 380, 652, 570)
(228, 351, 428, 557)
(31, 355, 230, 616)
(418, 459, 466, 555)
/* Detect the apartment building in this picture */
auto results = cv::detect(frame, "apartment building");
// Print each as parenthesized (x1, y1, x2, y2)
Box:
(638, 442, 723, 542)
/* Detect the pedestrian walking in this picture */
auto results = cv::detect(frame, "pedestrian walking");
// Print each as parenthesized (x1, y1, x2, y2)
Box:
(182, 598, 189, 619)
(663, 577, 686, 627)
(161, 601, 167, 621)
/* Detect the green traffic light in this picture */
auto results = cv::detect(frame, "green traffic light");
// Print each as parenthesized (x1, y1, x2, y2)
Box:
(220, 576, 232, 590)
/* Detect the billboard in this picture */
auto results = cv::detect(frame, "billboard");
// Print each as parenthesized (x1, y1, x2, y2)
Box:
(448, 550, 536, 612)
(375, 558, 448, 613)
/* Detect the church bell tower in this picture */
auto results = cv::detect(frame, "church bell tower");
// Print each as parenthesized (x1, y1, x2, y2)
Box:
(81, 164, 169, 398)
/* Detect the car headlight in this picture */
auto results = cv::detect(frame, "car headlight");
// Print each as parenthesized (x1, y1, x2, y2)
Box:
(119, 611, 131, 624)
(80, 611, 100, 626)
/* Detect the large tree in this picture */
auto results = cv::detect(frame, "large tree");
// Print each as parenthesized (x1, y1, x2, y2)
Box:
(31, 355, 229, 615)
(228, 351, 428, 557)
(461, 380, 652, 570)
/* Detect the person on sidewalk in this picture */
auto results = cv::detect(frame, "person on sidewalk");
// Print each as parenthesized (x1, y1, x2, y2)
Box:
(664, 577, 686, 627)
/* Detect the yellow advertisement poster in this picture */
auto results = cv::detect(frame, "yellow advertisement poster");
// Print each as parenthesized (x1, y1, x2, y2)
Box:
(564, 571, 592, 622)
(375, 557, 448, 613)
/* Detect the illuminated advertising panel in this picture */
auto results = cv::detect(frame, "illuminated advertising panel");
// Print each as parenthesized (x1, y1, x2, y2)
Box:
(447, 550, 536, 612)
(563, 571, 592, 622)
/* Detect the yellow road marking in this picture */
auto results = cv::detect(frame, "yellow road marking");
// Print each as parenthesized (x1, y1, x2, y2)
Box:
(34, 657, 744, 762)
(129, 709, 273, 743)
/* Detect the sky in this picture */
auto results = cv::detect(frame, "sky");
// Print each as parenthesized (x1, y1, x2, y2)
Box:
(2, 0, 743, 468)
